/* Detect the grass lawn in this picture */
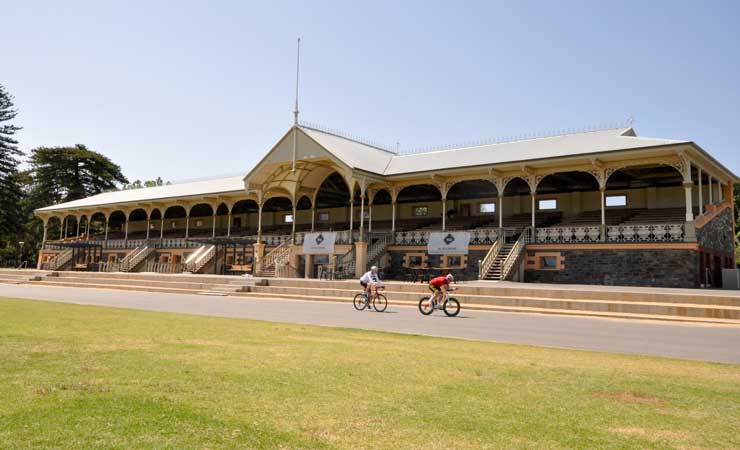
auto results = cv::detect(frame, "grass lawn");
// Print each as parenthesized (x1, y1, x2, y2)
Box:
(0, 298, 738, 450)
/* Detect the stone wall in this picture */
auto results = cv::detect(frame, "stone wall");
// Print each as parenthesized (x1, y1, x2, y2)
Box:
(697, 208, 734, 254)
(384, 249, 488, 281)
(524, 248, 700, 288)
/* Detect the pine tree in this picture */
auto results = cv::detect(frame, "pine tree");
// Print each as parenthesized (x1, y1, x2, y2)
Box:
(0, 83, 23, 242)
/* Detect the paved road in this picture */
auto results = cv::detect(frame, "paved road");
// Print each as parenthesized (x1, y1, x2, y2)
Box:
(1, 284, 739, 364)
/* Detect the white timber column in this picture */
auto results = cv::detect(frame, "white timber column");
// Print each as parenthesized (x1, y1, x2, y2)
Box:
(59, 217, 64, 240)
(146, 214, 151, 240)
(159, 216, 164, 240)
(227, 208, 232, 237)
(76, 216, 81, 238)
(600, 187, 607, 241)
(708, 175, 713, 204)
(698, 168, 703, 214)
(257, 202, 263, 243)
(42, 220, 48, 246)
(104, 217, 109, 241)
(86, 216, 91, 235)
(359, 193, 365, 241)
(530, 193, 536, 230)
(184, 212, 190, 239)
(368, 198, 373, 234)
(212, 211, 217, 238)
(349, 192, 354, 243)
(442, 196, 447, 231)
(310, 206, 315, 232)
(64, 217, 69, 239)
(498, 193, 504, 229)
(684, 180, 695, 222)
(391, 200, 397, 233)
(291, 203, 297, 238)
(124, 217, 129, 241)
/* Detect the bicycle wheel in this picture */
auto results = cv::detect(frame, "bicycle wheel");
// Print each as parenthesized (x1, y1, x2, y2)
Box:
(353, 293, 368, 311)
(443, 298, 461, 317)
(373, 294, 388, 312)
(418, 296, 434, 315)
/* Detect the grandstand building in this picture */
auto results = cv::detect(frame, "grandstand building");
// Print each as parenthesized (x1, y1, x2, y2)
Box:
(35, 123, 737, 288)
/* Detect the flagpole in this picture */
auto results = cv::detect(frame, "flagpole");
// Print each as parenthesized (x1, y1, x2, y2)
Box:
(292, 37, 301, 173)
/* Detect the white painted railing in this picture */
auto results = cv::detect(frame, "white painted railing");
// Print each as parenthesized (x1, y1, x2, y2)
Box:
(367, 233, 393, 267)
(478, 238, 503, 279)
(606, 224, 684, 242)
(143, 262, 184, 273)
(46, 249, 74, 270)
(470, 228, 500, 245)
(501, 228, 529, 281)
(260, 238, 293, 275)
(535, 226, 601, 243)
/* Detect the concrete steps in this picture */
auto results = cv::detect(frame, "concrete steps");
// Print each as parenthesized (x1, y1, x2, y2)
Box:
(28, 271, 256, 295)
(241, 284, 740, 322)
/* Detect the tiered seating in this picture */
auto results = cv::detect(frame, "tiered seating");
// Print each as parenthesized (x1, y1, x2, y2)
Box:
(622, 208, 696, 225)
(558, 209, 637, 226)
(503, 212, 562, 230)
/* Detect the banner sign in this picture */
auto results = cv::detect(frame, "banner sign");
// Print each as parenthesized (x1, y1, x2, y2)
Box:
(427, 232, 471, 255)
(302, 232, 337, 254)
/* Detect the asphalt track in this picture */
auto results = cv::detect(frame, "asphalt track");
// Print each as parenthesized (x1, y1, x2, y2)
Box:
(1, 284, 739, 364)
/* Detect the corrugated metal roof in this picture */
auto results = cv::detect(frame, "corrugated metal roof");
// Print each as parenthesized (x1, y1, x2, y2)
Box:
(300, 126, 395, 174)
(36, 126, 707, 214)
(36, 175, 245, 213)
(383, 128, 684, 175)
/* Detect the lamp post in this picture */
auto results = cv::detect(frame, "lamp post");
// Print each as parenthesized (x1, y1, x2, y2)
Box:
(18, 241, 25, 268)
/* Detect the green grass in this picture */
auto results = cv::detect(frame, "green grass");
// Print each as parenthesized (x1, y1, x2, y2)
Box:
(0, 298, 738, 450)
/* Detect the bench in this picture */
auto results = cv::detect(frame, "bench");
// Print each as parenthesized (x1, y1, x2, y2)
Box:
(228, 264, 252, 274)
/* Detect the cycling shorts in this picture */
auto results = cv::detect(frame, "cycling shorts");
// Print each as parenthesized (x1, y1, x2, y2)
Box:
(429, 284, 440, 294)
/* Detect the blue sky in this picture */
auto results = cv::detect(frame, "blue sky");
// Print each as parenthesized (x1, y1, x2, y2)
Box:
(4, 0, 740, 181)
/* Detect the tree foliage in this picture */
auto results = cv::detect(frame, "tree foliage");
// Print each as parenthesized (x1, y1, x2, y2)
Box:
(0, 84, 23, 240)
(123, 176, 170, 190)
(27, 145, 129, 206)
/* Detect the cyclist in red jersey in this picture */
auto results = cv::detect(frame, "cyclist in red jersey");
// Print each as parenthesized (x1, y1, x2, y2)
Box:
(428, 273, 454, 306)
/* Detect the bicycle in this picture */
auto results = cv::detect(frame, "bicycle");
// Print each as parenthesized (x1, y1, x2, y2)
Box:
(353, 283, 388, 312)
(418, 288, 460, 317)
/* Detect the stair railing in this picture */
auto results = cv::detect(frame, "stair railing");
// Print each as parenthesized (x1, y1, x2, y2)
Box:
(367, 233, 393, 268)
(478, 237, 503, 279)
(193, 245, 216, 273)
(261, 238, 294, 274)
(47, 249, 74, 270)
(501, 227, 530, 281)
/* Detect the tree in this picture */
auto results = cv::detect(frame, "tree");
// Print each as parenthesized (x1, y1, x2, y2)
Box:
(27, 145, 129, 206)
(0, 84, 23, 241)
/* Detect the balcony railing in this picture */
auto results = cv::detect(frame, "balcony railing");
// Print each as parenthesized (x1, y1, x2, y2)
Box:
(534, 224, 685, 243)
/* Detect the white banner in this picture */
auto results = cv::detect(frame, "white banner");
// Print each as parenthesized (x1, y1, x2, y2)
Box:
(427, 232, 471, 255)
(302, 232, 337, 254)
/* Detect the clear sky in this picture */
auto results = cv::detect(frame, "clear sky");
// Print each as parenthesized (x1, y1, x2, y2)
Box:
(4, 0, 740, 182)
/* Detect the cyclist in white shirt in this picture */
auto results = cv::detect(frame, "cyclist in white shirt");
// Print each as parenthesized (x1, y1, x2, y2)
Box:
(360, 265, 383, 299)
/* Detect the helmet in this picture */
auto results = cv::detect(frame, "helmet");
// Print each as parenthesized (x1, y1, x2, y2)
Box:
(446, 273, 454, 282)
(371, 265, 378, 273)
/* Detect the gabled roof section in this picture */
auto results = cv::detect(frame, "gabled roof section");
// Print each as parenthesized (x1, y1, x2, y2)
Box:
(383, 127, 686, 175)
(299, 125, 396, 175)
(36, 175, 245, 213)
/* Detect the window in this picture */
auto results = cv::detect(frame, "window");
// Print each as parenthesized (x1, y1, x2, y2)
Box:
(540, 255, 558, 269)
(538, 199, 557, 210)
(412, 206, 428, 217)
(479, 203, 496, 214)
(318, 212, 330, 222)
(283, 214, 294, 223)
(605, 195, 627, 207)
(195, 219, 203, 227)
(409, 255, 423, 267)
(446, 255, 463, 267)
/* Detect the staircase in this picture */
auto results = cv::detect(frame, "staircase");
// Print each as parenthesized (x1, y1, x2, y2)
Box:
(185, 245, 216, 273)
(257, 239, 293, 278)
(367, 233, 392, 269)
(45, 249, 74, 271)
(482, 242, 516, 280)
(480, 228, 530, 281)
(121, 245, 155, 272)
